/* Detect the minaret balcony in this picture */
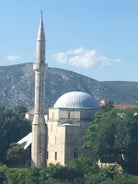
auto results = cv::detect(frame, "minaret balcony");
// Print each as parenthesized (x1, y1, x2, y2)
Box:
(33, 63, 47, 71)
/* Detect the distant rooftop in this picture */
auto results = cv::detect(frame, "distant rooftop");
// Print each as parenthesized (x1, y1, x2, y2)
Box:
(17, 132, 32, 150)
(114, 104, 137, 109)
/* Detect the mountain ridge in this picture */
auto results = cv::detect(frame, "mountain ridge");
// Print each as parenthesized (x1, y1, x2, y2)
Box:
(0, 63, 138, 108)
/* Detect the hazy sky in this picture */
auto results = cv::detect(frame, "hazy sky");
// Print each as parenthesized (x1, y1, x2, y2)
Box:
(0, 0, 138, 81)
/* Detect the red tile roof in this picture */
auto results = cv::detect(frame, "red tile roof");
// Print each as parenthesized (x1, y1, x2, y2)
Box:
(114, 104, 137, 109)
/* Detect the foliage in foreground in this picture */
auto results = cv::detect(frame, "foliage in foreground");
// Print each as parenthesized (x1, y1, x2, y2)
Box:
(6, 144, 26, 167)
(84, 107, 138, 174)
(0, 160, 138, 184)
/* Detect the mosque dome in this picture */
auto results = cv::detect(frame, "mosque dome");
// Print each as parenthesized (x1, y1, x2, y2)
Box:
(53, 91, 99, 109)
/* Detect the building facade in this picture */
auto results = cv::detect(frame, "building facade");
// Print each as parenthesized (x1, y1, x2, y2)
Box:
(46, 91, 99, 165)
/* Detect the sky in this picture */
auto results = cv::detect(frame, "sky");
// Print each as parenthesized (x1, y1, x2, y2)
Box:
(0, 0, 138, 81)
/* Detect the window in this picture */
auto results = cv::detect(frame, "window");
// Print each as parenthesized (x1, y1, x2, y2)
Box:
(55, 152, 57, 160)
(68, 112, 70, 119)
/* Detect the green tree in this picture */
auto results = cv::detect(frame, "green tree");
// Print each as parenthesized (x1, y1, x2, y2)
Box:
(45, 163, 82, 183)
(0, 165, 7, 184)
(84, 108, 138, 174)
(0, 105, 31, 163)
(84, 110, 118, 158)
(68, 155, 96, 176)
(6, 144, 26, 167)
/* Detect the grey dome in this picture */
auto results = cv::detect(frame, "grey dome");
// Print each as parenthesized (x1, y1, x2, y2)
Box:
(54, 91, 99, 109)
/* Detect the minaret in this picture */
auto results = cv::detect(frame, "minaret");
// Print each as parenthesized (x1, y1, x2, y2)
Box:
(31, 12, 47, 168)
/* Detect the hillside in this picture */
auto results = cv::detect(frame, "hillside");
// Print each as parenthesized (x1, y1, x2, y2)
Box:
(102, 81, 138, 105)
(0, 63, 138, 108)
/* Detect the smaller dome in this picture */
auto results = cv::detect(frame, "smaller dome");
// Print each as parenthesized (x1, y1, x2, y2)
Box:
(54, 91, 99, 109)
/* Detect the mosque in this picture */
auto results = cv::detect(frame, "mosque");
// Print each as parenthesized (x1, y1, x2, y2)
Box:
(18, 13, 99, 168)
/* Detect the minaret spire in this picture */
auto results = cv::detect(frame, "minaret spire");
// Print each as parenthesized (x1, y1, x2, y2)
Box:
(31, 12, 48, 168)
(36, 11, 46, 64)
(41, 10, 43, 20)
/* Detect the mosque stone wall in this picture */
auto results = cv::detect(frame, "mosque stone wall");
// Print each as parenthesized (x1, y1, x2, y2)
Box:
(47, 121, 66, 165)
(64, 125, 80, 164)
(46, 108, 98, 165)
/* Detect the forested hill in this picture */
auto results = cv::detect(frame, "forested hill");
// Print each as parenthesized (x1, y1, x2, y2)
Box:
(0, 63, 138, 108)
